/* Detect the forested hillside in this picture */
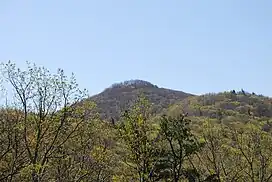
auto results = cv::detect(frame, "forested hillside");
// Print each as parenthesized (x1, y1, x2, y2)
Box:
(1, 61, 272, 182)
(88, 79, 192, 120)
(167, 90, 272, 118)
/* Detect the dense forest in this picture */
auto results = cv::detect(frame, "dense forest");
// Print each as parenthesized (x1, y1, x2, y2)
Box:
(1, 61, 272, 182)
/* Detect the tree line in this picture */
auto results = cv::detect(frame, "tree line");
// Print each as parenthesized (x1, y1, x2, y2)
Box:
(0, 61, 272, 181)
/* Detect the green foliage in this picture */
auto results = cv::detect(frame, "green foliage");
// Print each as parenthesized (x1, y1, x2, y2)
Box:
(158, 114, 202, 182)
(1, 61, 272, 182)
(193, 119, 272, 181)
(114, 96, 161, 181)
(0, 61, 108, 181)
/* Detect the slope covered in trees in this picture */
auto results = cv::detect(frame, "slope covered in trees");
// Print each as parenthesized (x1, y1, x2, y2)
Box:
(88, 80, 272, 125)
(88, 79, 193, 120)
(0, 61, 272, 182)
(167, 90, 272, 119)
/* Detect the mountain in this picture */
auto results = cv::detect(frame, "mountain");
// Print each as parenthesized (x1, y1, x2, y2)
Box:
(86, 80, 272, 124)
(88, 80, 193, 119)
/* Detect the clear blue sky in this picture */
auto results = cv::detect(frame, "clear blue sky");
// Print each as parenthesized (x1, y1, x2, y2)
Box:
(0, 0, 271, 96)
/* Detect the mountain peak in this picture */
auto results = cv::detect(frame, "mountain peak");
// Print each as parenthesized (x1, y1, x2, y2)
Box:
(90, 80, 192, 119)
(108, 79, 159, 90)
